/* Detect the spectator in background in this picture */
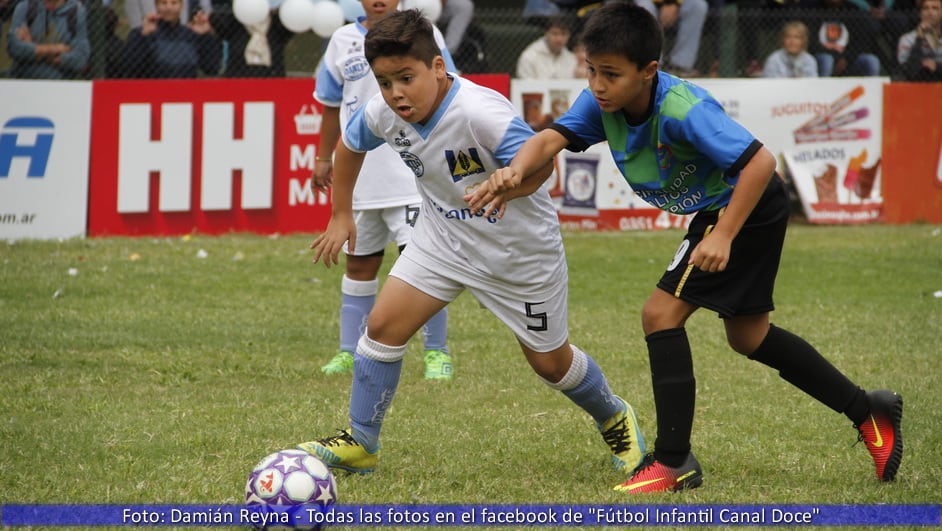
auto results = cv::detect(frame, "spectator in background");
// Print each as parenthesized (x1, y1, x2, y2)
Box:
(210, 0, 293, 77)
(897, 0, 942, 80)
(6, 0, 90, 79)
(121, 0, 220, 77)
(739, 0, 804, 77)
(634, 0, 709, 76)
(763, 20, 819, 76)
(125, 0, 212, 29)
(805, 0, 882, 76)
(516, 14, 577, 78)
(437, 0, 473, 51)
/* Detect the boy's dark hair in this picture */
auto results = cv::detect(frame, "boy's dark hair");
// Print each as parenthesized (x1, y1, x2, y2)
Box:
(580, 2, 662, 68)
(364, 9, 441, 67)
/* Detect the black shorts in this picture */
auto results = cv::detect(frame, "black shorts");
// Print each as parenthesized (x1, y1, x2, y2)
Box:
(656, 176, 790, 318)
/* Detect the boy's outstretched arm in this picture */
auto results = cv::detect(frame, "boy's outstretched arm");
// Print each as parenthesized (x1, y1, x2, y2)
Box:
(310, 142, 366, 268)
(466, 128, 570, 213)
(689, 147, 777, 273)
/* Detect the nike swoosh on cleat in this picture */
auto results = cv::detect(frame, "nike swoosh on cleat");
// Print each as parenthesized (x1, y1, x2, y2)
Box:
(623, 478, 667, 491)
(869, 416, 884, 448)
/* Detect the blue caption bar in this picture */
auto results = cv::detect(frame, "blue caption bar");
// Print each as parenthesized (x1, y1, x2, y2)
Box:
(1, 504, 939, 526)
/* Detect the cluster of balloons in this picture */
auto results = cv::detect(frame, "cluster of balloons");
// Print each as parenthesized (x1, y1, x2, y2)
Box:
(233, 0, 442, 37)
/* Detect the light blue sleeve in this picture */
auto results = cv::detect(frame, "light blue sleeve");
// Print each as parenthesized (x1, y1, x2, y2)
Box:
(493, 115, 535, 166)
(314, 61, 344, 106)
(554, 88, 608, 147)
(342, 105, 386, 153)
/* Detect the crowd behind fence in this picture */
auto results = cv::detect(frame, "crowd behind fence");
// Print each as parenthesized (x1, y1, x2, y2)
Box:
(2, 0, 939, 82)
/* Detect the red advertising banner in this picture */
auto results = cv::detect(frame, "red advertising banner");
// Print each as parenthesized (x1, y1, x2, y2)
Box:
(89, 78, 329, 236)
(88, 75, 511, 237)
(881, 83, 942, 224)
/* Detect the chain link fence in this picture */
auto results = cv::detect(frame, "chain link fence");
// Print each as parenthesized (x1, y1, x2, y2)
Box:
(1, 0, 922, 80)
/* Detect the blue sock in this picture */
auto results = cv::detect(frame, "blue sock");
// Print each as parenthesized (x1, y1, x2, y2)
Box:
(349, 335, 406, 454)
(340, 276, 377, 353)
(422, 307, 448, 352)
(552, 345, 621, 426)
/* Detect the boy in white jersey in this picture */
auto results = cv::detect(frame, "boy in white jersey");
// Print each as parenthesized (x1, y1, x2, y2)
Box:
(312, 0, 455, 379)
(298, 9, 646, 477)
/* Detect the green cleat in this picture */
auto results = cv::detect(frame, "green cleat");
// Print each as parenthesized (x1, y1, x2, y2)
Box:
(321, 351, 354, 375)
(298, 429, 378, 474)
(600, 396, 647, 474)
(423, 349, 453, 380)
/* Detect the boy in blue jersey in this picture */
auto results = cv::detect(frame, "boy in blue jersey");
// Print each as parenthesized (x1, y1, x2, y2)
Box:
(298, 9, 646, 477)
(469, 2, 903, 494)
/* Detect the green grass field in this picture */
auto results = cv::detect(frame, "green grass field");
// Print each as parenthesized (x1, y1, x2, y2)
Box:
(1, 224, 940, 528)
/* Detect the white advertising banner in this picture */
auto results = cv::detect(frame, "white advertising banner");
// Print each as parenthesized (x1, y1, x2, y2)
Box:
(511, 77, 886, 228)
(0, 80, 92, 240)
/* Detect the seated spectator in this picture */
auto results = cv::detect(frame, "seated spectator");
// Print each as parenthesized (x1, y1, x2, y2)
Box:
(121, 0, 220, 78)
(763, 20, 819, 76)
(896, 0, 942, 80)
(6, 0, 90, 79)
(739, 0, 804, 77)
(805, 0, 882, 76)
(634, 0, 709, 76)
(125, 0, 213, 29)
(210, 0, 293, 77)
(516, 14, 577, 78)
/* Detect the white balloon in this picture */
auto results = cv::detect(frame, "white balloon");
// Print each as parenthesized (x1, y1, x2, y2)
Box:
(234, 0, 270, 25)
(404, 0, 441, 23)
(310, 1, 345, 37)
(279, 0, 317, 33)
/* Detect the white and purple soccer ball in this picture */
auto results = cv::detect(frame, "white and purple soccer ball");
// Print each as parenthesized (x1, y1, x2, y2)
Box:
(245, 449, 337, 528)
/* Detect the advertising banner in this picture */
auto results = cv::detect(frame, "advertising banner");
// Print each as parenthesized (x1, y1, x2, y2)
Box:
(88, 78, 329, 236)
(88, 75, 510, 237)
(512, 77, 887, 228)
(880, 82, 942, 224)
(0, 80, 92, 240)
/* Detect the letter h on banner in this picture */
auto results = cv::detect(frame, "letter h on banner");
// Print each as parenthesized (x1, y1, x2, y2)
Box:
(117, 102, 274, 213)
(201, 102, 273, 211)
(118, 103, 193, 213)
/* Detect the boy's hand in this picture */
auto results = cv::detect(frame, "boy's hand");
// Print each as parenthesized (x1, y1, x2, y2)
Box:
(487, 166, 523, 193)
(310, 214, 356, 268)
(464, 181, 507, 219)
(689, 229, 732, 273)
(310, 161, 333, 192)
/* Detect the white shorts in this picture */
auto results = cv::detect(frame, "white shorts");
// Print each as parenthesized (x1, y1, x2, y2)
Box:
(389, 253, 570, 352)
(343, 204, 421, 256)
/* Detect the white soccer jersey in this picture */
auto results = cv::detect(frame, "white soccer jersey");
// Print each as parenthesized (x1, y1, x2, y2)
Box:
(315, 18, 454, 210)
(343, 75, 567, 297)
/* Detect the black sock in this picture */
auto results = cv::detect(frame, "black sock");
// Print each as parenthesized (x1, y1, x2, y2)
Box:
(646, 327, 695, 467)
(748, 324, 869, 425)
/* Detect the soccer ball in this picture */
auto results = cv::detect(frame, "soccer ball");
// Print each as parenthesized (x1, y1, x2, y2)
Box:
(244, 449, 337, 528)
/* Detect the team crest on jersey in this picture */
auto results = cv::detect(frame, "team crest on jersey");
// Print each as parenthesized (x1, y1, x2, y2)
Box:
(400, 152, 424, 177)
(342, 56, 371, 81)
(445, 148, 485, 183)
